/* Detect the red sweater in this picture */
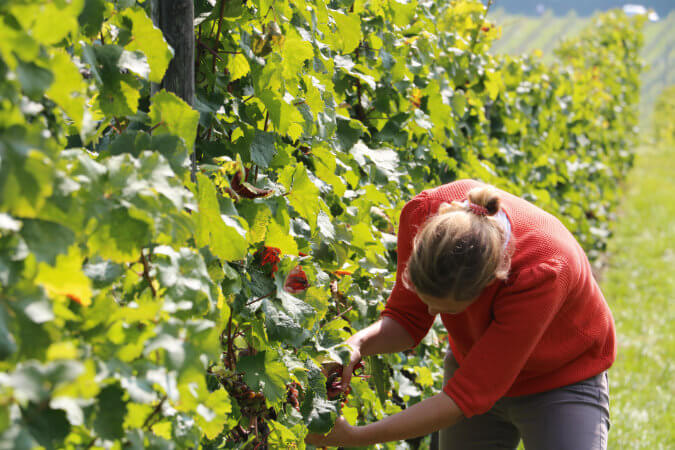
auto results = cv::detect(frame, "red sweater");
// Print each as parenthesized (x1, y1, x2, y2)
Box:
(382, 180, 616, 417)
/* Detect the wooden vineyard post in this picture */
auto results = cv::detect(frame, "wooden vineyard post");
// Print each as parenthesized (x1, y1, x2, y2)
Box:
(152, 0, 197, 182)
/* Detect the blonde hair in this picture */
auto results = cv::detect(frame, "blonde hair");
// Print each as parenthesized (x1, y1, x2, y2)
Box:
(404, 186, 512, 302)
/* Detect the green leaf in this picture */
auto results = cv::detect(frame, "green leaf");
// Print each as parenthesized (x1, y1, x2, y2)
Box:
(350, 142, 399, 178)
(122, 7, 173, 83)
(149, 90, 200, 151)
(267, 420, 303, 448)
(259, 90, 305, 139)
(78, 0, 107, 37)
(83, 258, 124, 289)
(452, 90, 467, 117)
(118, 50, 151, 80)
(16, 1, 81, 46)
(342, 405, 358, 424)
(300, 361, 337, 434)
(21, 404, 70, 450)
(250, 130, 276, 169)
(16, 59, 53, 99)
(0, 404, 9, 435)
(237, 351, 289, 404)
(285, 163, 320, 231)
(194, 388, 233, 440)
(0, 304, 17, 360)
(330, 11, 362, 54)
(7, 361, 83, 404)
(367, 355, 391, 405)
(154, 245, 215, 315)
(93, 384, 128, 441)
(263, 298, 312, 347)
(19, 219, 74, 266)
(88, 207, 151, 263)
(484, 69, 503, 101)
(194, 173, 249, 261)
(96, 77, 141, 117)
(336, 118, 366, 151)
(317, 210, 335, 241)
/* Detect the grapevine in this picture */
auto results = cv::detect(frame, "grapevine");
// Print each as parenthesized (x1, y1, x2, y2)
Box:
(0, 0, 643, 448)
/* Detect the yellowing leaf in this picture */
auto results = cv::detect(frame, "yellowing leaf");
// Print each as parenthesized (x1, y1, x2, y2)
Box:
(282, 28, 313, 79)
(343, 405, 359, 424)
(330, 10, 362, 53)
(286, 163, 320, 231)
(228, 53, 250, 81)
(46, 50, 86, 128)
(36, 246, 92, 306)
(123, 7, 173, 83)
(194, 389, 232, 440)
(151, 421, 172, 439)
(47, 341, 79, 361)
(149, 90, 200, 151)
(265, 218, 298, 256)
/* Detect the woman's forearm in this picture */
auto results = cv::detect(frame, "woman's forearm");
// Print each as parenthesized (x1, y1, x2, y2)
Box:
(347, 316, 416, 357)
(346, 393, 463, 446)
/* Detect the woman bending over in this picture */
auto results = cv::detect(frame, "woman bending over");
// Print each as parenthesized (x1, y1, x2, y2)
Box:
(306, 179, 615, 449)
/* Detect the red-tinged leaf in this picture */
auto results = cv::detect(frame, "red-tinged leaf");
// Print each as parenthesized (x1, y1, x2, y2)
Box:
(283, 265, 308, 293)
(66, 293, 85, 306)
(231, 167, 273, 199)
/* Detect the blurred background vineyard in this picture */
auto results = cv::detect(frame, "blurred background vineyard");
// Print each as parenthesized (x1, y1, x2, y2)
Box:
(487, 3, 674, 120)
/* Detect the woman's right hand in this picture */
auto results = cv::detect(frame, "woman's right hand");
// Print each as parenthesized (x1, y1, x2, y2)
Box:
(340, 339, 363, 391)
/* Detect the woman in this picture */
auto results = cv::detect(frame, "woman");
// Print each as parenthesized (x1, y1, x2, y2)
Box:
(306, 179, 615, 449)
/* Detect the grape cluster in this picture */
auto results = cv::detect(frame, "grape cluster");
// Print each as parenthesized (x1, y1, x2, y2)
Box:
(217, 372, 273, 447)
(214, 371, 307, 447)
(326, 368, 351, 401)
(286, 382, 301, 411)
(324, 361, 366, 406)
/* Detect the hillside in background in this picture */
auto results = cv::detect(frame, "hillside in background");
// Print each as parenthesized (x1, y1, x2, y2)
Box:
(488, 8, 674, 117)
(491, 0, 672, 17)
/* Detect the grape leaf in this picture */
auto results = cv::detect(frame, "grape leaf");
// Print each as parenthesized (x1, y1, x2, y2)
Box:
(149, 90, 200, 152)
(237, 351, 289, 404)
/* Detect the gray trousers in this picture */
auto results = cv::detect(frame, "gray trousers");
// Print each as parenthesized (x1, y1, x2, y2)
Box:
(438, 350, 611, 450)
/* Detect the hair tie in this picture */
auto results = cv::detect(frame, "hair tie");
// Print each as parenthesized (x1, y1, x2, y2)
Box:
(468, 202, 489, 216)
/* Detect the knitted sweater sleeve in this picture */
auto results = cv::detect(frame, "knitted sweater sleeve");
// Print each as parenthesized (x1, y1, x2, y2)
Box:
(443, 258, 571, 417)
(381, 195, 436, 346)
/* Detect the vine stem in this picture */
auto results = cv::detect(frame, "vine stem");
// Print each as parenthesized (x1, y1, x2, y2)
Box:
(320, 306, 354, 329)
(212, 0, 228, 72)
(226, 312, 235, 370)
(197, 38, 224, 61)
(140, 250, 157, 298)
(245, 290, 274, 306)
(142, 396, 168, 430)
(149, 121, 165, 134)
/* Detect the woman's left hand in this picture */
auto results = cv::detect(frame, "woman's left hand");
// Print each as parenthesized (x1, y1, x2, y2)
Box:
(305, 417, 357, 447)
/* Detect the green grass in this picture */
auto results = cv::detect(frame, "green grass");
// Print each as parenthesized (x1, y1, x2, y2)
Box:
(600, 139, 675, 448)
